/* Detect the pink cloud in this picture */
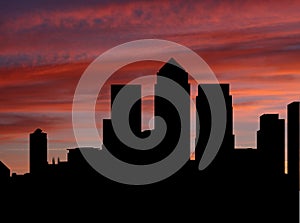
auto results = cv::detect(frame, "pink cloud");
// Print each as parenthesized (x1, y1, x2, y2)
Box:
(1, 0, 300, 174)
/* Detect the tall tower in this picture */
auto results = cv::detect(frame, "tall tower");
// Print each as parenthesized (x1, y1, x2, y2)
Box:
(111, 84, 142, 136)
(287, 102, 300, 181)
(154, 58, 191, 161)
(30, 128, 47, 175)
(257, 114, 285, 175)
(103, 85, 145, 164)
(195, 84, 235, 168)
(103, 59, 191, 164)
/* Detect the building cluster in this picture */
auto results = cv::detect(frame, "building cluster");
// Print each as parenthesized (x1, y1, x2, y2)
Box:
(0, 59, 299, 185)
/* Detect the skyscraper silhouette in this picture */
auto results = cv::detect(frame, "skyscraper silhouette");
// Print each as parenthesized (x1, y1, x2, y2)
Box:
(257, 114, 285, 175)
(103, 84, 149, 164)
(287, 102, 300, 184)
(30, 128, 47, 175)
(103, 59, 191, 165)
(195, 84, 234, 172)
(111, 84, 142, 136)
(154, 58, 191, 161)
(0, 161, 10, 180)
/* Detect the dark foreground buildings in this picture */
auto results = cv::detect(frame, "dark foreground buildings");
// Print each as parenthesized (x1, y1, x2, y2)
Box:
(103, 58, 190, 164)
(288, 102, 300, 187)
(195, 84, 234, 173)
(29, 128, 47, 175)
(257, 114, 285, 175)
(0, 60, 299, 222)
(0, 161, 10, 180)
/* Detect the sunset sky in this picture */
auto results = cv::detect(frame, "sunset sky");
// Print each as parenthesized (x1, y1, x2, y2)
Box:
(0, 0, 299, 174)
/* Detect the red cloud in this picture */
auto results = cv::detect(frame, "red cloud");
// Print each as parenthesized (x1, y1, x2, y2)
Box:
(1, 0, 300, 174)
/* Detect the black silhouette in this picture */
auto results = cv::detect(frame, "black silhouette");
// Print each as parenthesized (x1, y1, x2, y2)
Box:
(288, 102, 300, 186)
(0, 59, 299, 221)
(0, 161, 10, 181)
(195, 84, 235, 173)
(287, 102, 300, 221)
(103, 84, 149, 164)
(29, 128, 48, 175)
(154, 58, 190, 161)
(103, 58, 190, 164)
(257, 114, 285, 175)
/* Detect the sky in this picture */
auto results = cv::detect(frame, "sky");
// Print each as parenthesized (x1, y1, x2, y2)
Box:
(0, 0, 299, 174)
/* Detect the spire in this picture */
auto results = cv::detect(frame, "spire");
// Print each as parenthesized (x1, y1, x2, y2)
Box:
(157, 58, 189, 88)
(166, 58, 184, 70)
(158, 58, 185, 73)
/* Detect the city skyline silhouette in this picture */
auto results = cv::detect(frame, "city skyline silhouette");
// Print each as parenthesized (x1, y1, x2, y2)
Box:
(1, 59, 298, 180)
(1, 1, 300, 221)
(0, 59, 299, 222)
